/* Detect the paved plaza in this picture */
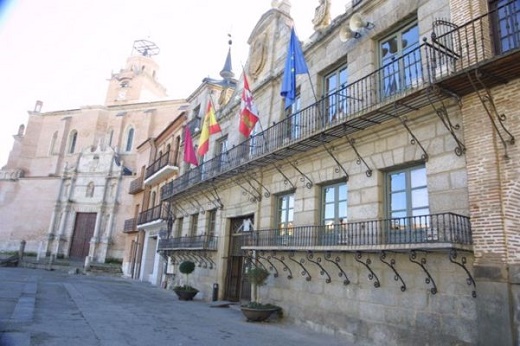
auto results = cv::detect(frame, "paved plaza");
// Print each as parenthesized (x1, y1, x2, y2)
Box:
(0, 267, 354, 346)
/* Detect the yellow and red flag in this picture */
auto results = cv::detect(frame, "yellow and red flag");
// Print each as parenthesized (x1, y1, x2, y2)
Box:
(239, 73, 259, 137)
(197, 100, 221, 156)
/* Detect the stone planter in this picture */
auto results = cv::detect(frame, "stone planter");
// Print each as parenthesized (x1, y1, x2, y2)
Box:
(240, 306, 280, 322)
(173, 288, 198, 301)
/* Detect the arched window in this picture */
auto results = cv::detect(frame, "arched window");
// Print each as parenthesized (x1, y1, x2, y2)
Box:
(86, 181, 95, 198)
(150, 191, 156, 208)
(68, 130, 78, 154)
(125, 127, 134, 152)
(49, 131, 58, 155)
(174, 136, 181, 166)
(107, 129, 114, 147)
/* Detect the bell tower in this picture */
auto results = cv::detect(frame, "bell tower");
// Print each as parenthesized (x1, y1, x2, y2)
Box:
(105, 40, 168, 106)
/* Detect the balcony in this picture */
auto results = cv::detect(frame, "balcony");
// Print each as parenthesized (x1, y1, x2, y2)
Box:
(123, 218, 137, 233)
(161, 3, 520, 201)
(128, 175, 144, 194)
(157, 235, 218, 251)
(144, 151, 179, 187)
(137, 204, 168, 227)
(232, 213, 471, 254)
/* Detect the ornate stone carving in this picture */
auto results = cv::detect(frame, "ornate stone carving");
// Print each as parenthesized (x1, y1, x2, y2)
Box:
(248, 33, 268, 79)
(312, 0, 331, 32)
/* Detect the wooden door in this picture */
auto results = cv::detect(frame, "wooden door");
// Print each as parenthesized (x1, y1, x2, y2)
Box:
(224, 215, 253, 302)
(69, 212, 96, 258)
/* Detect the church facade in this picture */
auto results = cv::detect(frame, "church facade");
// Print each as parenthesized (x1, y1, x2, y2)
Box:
(0, 40, 188, 266)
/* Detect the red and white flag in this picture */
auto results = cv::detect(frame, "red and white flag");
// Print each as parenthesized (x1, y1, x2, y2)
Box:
(239, 74, 259, 137)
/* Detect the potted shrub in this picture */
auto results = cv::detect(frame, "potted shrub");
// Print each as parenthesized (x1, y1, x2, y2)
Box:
(173, 260, 199, 301)
(240, 265, 281, 322)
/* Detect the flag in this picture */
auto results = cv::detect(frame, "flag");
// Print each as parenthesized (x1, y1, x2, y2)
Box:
(280, 27, 308, 109)
(197, 100, 221, 156)
(183, 126, 198, 166)
(239, 73, 259, 137)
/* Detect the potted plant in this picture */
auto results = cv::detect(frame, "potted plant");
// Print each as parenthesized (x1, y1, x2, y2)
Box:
(173, 260, 199, 301)
(240, 265, 281, 322)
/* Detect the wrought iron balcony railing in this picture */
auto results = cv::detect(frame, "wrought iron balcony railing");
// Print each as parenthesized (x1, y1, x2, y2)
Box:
(123, 218, 137, 233)
(137, 204, 168, 226)
(129, 175, 144, 194)
(231, 213, 471, 254)
(145, 150, 178, 180)
(161, 2, 520, 201)
(157, 235, 218, 251)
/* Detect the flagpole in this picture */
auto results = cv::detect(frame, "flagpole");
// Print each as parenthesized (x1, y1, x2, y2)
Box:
(240, 66, 269, 147)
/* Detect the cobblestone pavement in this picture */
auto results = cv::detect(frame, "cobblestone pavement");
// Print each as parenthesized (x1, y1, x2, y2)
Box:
(0, 267, 355, 346)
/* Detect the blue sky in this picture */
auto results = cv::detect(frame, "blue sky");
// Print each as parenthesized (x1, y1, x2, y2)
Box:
(0, 0, 342, 166)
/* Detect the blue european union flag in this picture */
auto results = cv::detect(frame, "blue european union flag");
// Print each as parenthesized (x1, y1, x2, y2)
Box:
(280, 27, 308, 109)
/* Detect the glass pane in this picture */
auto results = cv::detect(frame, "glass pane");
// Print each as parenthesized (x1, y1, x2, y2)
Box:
(324, 204, 335, 219)
(402, 25, 419, 53)
(327, 74, 337, 93)
(411, 167, 426, 187)
(390, 172, 406, 191)
(381, 36, 398, 59)
(288, 195, 294, 208)
(339, 68, 348, 87)
(391, 192, 406, 211)
(391, 211, 406, 219)
(412, 188, 429, 208)
(325, 187, 335, 202)
(412, 208, 430, 217)
(338, 184, 347, 200)
(280, 196, 287, 209)
(288, 209, 294, 222)
(338, 201, 347, 218)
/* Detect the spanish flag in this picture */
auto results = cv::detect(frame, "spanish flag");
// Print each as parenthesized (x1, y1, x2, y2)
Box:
(197, 100, 221, 156)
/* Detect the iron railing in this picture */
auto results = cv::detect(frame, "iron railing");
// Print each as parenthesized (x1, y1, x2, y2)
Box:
(137, 204, 168, 226)
(161, 2, 520, 201)
(231, 213, 471, 253)
(123, 218, 137, 233)
(145, 151, 178, 180)
(129, 175, 144, 194)
(157, 235, 218, 251)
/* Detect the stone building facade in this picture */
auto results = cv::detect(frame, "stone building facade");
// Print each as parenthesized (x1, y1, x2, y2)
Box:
(156, 0, 520, 345)
(1, 0, 520, 344)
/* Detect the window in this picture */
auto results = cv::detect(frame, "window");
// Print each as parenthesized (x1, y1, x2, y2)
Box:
(491, 0, 520, 53)
(386, 165, 429, 219)
(107, 129, 114, 147)
(125, 127, 134, 152)
(174, 136, 181, 166)
(380, 22, 421, 97)
(190, 214, 198, 237)
(68, 130, 78, 154)
(188, 105, 201, 133)
(207, 210, 217, 236)
(322, 182, 348, 226)
(276, 193, 294, 246)
(150, 191, 156, 208)
(321, 182, 348, 245)
(216, 136, 228, 172)
(324, 66, 348, 123)
(86, 182, 95, 198)
(284, 94, 302, 141)
(277, 193, 294, 232)
(175, 217, 184, 238)
(49, 131, 58, 155)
